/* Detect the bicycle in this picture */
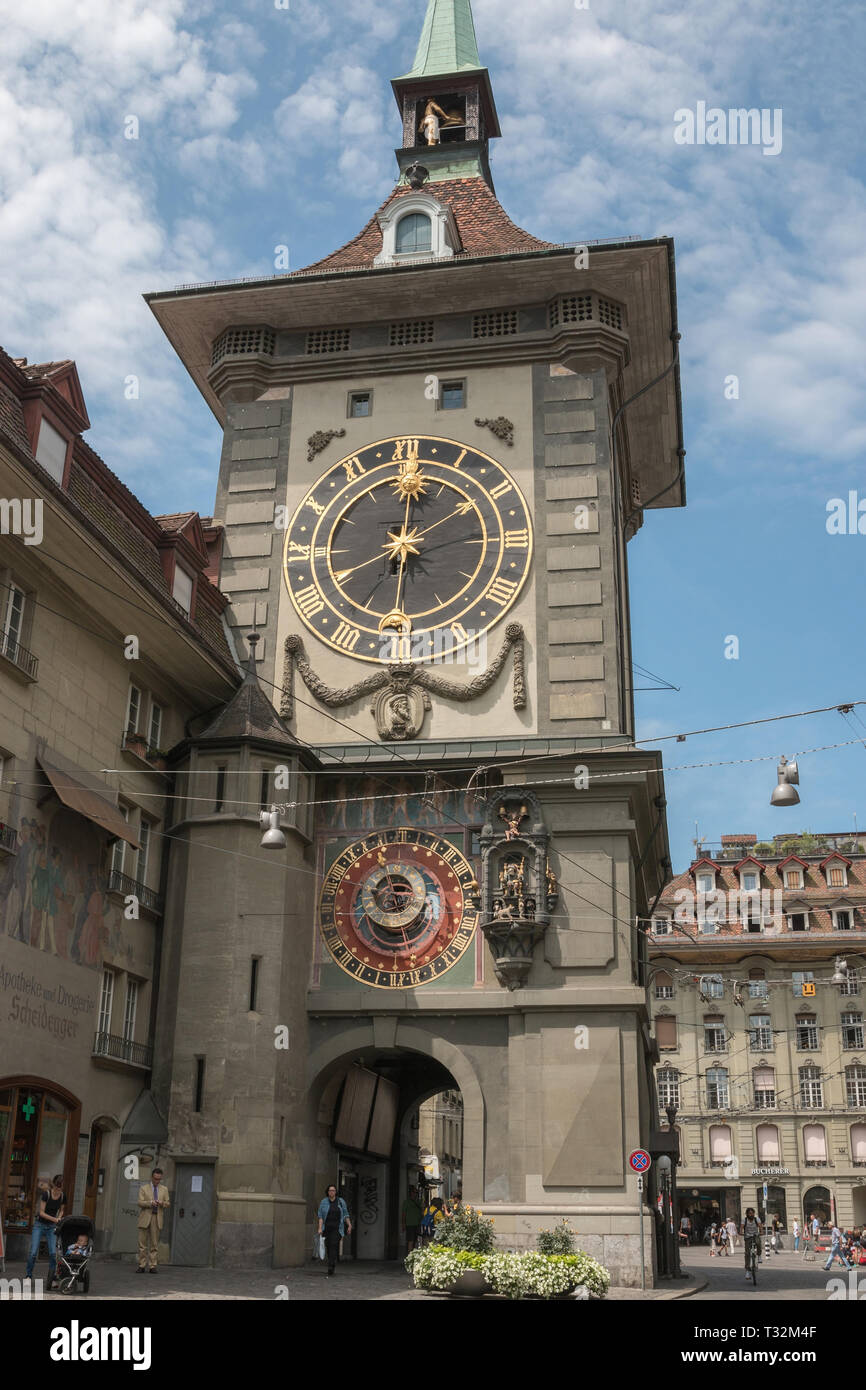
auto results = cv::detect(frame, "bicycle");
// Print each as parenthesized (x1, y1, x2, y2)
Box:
(746, 1236, 759, 1287)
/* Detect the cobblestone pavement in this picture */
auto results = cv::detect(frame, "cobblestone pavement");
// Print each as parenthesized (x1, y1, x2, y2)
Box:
(683, 1243, 859, 1301)
(3, 1256, 705, 1302)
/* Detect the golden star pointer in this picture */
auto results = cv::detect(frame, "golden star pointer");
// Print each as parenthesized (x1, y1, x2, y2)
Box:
(383, 523, 422, 566)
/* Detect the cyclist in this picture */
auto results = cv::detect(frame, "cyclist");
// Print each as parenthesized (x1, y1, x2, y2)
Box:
(742, 1207, 763, 1281)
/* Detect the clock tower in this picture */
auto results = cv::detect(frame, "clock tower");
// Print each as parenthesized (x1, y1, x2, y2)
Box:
(147, 0, 686, 1284)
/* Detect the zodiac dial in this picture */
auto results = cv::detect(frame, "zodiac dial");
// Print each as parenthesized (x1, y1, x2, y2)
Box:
(283, 436, 533, 663)
(319, 828, 479, 988)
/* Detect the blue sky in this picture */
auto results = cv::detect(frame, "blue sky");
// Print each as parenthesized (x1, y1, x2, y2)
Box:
(2, 0, 864, 867)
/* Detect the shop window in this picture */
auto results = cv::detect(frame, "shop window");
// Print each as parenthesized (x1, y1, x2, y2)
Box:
(1, 1087, 72, 1234)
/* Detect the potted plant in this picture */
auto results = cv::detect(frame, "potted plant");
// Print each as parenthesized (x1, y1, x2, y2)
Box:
(124, 729, 147, 759)
(430, 1204, 495, 1295)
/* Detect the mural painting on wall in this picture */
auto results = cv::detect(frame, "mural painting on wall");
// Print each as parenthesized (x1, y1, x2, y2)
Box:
(0, 808, 133, 971)
(316, 776, 479, 834)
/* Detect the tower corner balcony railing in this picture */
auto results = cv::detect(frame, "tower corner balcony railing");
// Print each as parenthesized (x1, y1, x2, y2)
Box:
(107, 866, 164, 915)
(92, 1031, 153, 1070)
(0, 822, 18, 854)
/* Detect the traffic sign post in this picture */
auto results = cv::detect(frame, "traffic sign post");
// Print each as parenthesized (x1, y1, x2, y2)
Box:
(629, 1151, 651, 1291)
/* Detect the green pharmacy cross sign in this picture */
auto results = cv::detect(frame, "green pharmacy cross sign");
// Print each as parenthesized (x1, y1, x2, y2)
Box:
(22, 1095, 36, 1121)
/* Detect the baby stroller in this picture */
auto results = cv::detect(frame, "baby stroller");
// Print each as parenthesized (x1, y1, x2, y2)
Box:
(50, 1215, 94, 1294)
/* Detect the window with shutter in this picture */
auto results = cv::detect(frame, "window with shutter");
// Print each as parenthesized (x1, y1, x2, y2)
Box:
(656, 1016, 678, 1050)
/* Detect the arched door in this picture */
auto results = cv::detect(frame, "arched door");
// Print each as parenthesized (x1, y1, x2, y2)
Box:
(803, 1185, 831, 1227)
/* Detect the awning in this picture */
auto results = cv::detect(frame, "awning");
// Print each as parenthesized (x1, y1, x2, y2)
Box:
(38, 757, 140, 848)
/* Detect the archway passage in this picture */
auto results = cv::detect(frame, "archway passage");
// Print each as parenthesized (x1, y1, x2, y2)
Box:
(803, 1185, 832, 1227)
(314, 1048, 463, 1262)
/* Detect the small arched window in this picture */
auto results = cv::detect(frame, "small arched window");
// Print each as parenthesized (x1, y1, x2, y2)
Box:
(396, 213, 432, 254)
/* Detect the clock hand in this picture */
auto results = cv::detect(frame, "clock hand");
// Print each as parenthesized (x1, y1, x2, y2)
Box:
(408, 500, 479, 543)
(394, 488, 413, 611)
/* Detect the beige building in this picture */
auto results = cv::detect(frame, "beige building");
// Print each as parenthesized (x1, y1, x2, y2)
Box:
(650, 832, 866, 1237)
(0, 348, 238, 1260)
(415, 1089, 464, 1197)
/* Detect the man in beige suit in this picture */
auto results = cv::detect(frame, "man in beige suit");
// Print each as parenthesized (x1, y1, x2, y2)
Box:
(137, 1167, 170, 1273)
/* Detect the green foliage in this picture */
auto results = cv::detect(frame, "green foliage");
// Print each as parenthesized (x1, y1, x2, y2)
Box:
(434, 1203, 496, 1254)
(536, 1219, 576, 1255)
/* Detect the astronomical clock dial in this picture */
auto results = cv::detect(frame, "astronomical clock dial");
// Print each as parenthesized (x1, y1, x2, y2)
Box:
(283, 435, 533, 664)
(319, 828, 479, 989)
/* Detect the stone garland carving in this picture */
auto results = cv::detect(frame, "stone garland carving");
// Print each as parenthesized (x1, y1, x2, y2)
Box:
(281, 623, 525, 740)
(307, 428, 346, 463)
(475, 416, 514, 447)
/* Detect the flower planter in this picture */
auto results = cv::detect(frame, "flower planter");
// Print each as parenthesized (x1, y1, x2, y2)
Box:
(447, 1269, 492, 1297)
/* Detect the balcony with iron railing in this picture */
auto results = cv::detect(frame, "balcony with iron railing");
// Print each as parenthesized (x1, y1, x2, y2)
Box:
(0, 631, 38, 681)
(107, 867, 164, 915)
(0, 822, 17, 854)
(92, 1031, 153, 1069)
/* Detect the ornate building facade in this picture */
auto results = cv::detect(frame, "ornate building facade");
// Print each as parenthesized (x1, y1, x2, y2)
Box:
(650, 831, 866, 1237)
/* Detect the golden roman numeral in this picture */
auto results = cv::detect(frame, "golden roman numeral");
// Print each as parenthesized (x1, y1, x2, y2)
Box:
(486, 576, 518, 607)
(304, 495, 325, 516)
(504, 529, 529, 549)
(286, 541, 310, 563)
(341, 455, 366, 481)
(490, 479, 513, 500)
(314, 545, 329, 560)
(450, 622, 469, 645)
(294, 584, 325, 618)
(333, 622, 360, 651)
(392, 438, 420, 463)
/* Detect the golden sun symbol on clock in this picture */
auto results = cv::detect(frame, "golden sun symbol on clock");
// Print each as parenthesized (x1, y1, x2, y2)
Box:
(283, 435, 533, 664)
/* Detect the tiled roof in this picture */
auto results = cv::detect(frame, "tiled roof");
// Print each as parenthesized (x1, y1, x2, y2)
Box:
(197, 637, 311, 754)
(299, 177, 553, 273)
(17, 359, 75, 379)
(0, 379, 32, 457)
(154, 512, 197, 532)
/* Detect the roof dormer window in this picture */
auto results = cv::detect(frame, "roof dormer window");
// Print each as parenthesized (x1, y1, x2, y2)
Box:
(374, 192, 460, 267)
(821, 854, 850, 889)
(173, 564, 194, 617)
(396, 212, 432, 255)
(34, 416, 69, 485)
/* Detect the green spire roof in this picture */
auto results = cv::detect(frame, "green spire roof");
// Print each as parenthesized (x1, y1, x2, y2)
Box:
(402, 0, 482, 78)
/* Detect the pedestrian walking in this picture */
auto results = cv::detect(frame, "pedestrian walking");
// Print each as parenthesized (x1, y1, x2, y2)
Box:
(810, 1212, 821, 1244)
(25, 1175, 65, 1283)
(137, 1167, 170, 1273)
(317, 1183, 352, 1277)
(680, 1213, 692, 1246)
(726, 1218, 738, 1251)
(402, 1185, 422, 1252)
(792, 1218, 800, 1252)
(823, 1224, 851, 1272)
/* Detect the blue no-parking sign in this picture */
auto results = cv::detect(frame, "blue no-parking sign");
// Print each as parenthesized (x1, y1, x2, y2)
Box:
(629, 1149, 651, 1173)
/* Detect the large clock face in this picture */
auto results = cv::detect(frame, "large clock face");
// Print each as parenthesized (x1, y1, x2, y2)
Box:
(283, 435, 533, 663)
(319, 828, 478, 989)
